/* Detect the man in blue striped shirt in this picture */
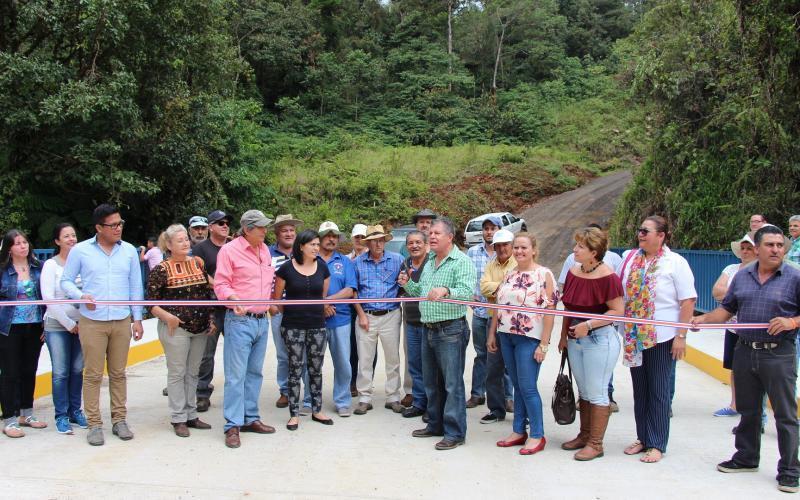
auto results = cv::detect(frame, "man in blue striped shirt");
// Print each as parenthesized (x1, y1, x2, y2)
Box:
(353, 225, 405, 415)
(61, 204, 144, 446)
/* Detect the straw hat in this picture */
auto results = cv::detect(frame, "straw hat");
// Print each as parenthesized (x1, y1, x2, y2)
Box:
(363, 224, 392, 242)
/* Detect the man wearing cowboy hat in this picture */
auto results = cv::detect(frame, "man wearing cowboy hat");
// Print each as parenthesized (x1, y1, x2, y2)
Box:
(352, 224, 406, 415)
(306, 221, 358, 417)
(268, 214, 309, 411)
(412, 209, 438, 237)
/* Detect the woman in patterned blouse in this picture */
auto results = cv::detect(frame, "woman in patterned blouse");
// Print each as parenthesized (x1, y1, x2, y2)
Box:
(487, 233, 557, 456)
(147, 224, 216, 437)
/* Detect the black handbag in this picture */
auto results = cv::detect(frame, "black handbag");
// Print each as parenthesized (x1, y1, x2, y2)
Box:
(551, 350, 576, 425)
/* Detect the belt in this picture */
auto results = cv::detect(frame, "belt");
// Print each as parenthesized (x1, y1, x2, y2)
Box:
(423, 317, 463, 330)
(245, 312, 268, 319)
(739, 338, 779, 350)
(364, 309, 390, 316)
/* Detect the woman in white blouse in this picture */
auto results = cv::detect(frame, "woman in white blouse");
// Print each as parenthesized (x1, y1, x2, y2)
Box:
(617, 216, 696, 463)
(41, 223, 87, 435)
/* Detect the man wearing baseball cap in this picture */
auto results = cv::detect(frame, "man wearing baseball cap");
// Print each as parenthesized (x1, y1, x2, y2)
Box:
(188, 215, 209, 247)
(412, 209, 438, 237)
(310, 221, 358, 416)
(478, 228, 517, 424)
(192, 209, 234, 412)
(214, 209, 276, 448)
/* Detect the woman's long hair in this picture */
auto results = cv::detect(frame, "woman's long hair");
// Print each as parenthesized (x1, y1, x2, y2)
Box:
(0, 229, 38, 268)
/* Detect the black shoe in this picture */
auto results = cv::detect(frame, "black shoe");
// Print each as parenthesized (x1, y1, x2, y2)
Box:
(412, 428, 443, 438)
(196, 397, 210, 413)
(435, 439, 465, 450)
(480, 412, 504, 424)
(717, 460, 758, 473)
(403, 406, 425, 418)
(311, 415, 334, 426)
(778, 475, 800, 493)
(162, 387, 168, 397)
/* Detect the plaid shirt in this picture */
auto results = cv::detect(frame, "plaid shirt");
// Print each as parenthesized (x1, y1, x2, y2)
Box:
(354, 250, 403, 311)
(788, 238, 800, 266)
(722, 262, 800, 342)
(466, 243, 492, 318)
(403, 246, 477, 324)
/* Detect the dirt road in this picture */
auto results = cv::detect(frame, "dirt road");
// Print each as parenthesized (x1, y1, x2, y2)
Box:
(519, 169, 632, 272)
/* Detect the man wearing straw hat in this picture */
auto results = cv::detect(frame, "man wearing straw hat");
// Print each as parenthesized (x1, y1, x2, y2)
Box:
(352, 224, 405, 415)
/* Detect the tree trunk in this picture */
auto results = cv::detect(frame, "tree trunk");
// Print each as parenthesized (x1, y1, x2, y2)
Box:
(447, 0, 453, 91)
(491, 22, 506, 97)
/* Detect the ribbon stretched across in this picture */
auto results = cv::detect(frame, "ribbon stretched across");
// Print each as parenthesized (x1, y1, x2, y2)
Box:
(0, 297, 766, 330)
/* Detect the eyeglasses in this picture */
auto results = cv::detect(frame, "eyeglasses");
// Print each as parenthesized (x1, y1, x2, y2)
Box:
(637, 228, 653, 235)
(214, 221, 229, 227)
(100, 220, 125, 230)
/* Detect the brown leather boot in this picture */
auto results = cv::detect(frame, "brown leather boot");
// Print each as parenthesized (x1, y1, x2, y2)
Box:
(561, 399, 591, 450)
(574, 403, 610, 461)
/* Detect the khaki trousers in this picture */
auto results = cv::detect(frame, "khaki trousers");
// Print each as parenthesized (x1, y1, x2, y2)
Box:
(79, 315, 131, 427)
(356, 309, 402, 404)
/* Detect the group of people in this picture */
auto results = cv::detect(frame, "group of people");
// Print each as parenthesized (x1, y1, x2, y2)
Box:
(0, 204, 798, 493)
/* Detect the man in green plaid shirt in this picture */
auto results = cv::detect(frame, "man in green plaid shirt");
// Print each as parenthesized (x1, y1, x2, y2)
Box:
(399, 217, 476, 450)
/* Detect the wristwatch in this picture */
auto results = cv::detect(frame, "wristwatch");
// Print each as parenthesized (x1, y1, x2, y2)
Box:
(677, 333, 687, 339)
(540, 344, 549, 353)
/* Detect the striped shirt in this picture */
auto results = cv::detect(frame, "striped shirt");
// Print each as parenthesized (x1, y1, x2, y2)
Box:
(354, 251, 404, 311)
(403, 246, 477, 323)
(466, 243, 493, 318)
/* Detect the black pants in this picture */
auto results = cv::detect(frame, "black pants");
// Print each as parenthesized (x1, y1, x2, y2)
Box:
(486, 349, 509, 418)
(196, 308, 225, 399)
(630, 338, 674, 452)
(0, 323, 44, 420)
(732, 339, 799, 478)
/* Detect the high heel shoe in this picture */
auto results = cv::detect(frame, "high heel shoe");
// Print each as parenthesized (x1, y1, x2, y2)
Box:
(496, 433, 527, 447)
(312, 415, 334, 426)
(520, 436, 546, 455)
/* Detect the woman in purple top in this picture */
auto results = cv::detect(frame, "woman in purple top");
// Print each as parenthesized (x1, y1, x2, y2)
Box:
(559, 227, 624, 461)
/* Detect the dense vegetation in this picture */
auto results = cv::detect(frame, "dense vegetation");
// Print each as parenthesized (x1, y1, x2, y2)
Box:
(2, 0, 794, 249)
(609, 0, 800, 249)
(0, 0, 643, 244)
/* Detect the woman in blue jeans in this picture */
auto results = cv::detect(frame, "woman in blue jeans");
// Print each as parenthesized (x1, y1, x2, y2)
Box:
(559, 227, 624, 460)
(487, 233, 556, 455)
(41, 223, 88, 434)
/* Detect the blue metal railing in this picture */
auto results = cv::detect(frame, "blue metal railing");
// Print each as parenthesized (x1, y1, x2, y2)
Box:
(33, 249, 55, 262)
(611, 247, 738, 313)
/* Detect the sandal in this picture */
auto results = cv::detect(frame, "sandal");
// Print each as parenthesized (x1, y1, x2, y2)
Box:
(624, 440, 645, 455)
(19, 416, 47, 429)
(640, 448, 663, 463)
(3, 422, 25, 438)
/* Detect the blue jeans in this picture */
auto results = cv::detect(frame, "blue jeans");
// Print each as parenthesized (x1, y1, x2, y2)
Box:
(499, 332, 544, 438)
(405, 322, 427, 410)
(304, 324, 352, 409)
(223, 312, 269, 431)
(567, 325, 620, 406)
(273, 312, 308, 399)
(470, 316, 488, 397)
(422, 317, 469, 442)
(44, 330, 84, 419)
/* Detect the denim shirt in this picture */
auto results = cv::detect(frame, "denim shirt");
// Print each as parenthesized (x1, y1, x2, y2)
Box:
(0, 261, 44, 335)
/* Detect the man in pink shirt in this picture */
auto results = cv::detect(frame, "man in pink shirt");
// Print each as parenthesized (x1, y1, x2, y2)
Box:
(214, 209, 276, 448)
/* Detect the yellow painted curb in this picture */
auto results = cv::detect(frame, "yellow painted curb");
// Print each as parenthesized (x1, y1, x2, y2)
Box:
(685, 344, 800, 416)
(34, 339, 165, 400)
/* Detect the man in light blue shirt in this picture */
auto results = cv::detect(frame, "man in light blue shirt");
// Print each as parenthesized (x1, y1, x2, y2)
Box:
(61, 203, 144, 446)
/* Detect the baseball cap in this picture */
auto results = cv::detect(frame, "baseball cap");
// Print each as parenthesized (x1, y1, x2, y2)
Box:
(492, 229, 514, 245)
(482, 216, 503, 229)
(351, 224, 368, 238)
(318, 221, 341, 237)
(240, 210, 272, 228)
(188, 216, 208, 228)
(207, 210, 233, 225)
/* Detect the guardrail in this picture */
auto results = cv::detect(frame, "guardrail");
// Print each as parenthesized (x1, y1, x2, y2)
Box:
(611, 247, 738, 313)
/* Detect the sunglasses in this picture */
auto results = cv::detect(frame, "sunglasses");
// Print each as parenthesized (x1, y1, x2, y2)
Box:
(100, 220, 125, 230)
(214, 221, 229, 227)
(637, 228, 653, 235)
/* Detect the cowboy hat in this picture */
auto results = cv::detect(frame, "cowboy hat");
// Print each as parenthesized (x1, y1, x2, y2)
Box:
(363, 224, 393, 242)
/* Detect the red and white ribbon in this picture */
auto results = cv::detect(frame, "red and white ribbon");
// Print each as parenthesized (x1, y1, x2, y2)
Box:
(1, 297, 767, 330)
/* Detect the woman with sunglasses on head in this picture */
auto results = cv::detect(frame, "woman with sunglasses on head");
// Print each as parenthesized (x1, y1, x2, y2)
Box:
(617, 216, 696, 463)
(41, 223, 89, 434)
(0, 229, 47, 438)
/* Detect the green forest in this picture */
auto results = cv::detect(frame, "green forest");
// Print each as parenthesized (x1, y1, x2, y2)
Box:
(0, 0, 797, 248)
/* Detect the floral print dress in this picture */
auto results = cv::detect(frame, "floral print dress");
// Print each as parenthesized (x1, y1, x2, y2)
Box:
(496, 267, 556, 340)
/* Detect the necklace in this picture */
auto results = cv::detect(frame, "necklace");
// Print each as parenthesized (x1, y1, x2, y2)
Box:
(13, 263, 29, 273)
(580, 261, 601, 274)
